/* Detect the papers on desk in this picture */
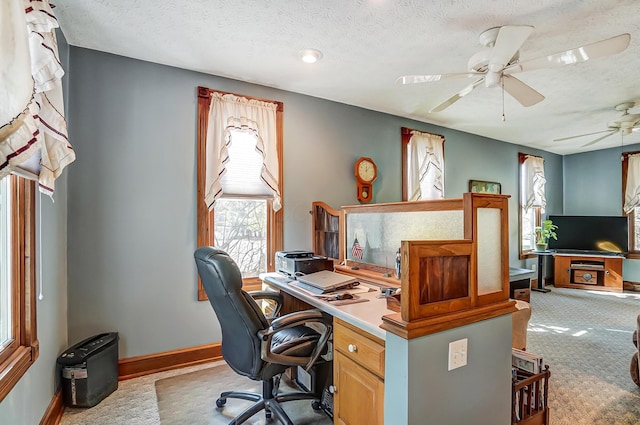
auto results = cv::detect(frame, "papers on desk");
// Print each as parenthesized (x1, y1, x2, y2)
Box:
(288, 281, 373, 298)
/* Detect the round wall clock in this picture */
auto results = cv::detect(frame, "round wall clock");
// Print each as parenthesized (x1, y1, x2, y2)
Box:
(354, 157, 377, 203)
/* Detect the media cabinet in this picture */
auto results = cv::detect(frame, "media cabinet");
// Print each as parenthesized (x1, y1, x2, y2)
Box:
(553, 253, 623, 292)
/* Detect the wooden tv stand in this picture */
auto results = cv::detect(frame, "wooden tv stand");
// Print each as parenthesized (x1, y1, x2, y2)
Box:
(553, 253, 623, 292)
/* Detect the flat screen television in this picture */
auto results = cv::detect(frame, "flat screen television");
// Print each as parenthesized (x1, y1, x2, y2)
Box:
(547, 215, 628, 255)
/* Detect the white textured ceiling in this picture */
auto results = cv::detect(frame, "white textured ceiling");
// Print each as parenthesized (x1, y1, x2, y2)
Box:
(53, 0, 640, 155)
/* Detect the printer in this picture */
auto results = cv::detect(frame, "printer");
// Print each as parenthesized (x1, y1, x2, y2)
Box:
(276, 250, 334, 278)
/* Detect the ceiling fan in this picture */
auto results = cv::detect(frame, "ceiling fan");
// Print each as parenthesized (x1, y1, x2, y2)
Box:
(553, 102, 640, 147)
(397, 26, 630, 113)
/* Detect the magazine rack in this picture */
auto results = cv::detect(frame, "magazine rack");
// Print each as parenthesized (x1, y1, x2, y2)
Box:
(512, 365, 550, 425)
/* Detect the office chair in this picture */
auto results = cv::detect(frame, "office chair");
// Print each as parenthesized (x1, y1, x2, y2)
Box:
(194, 246, 332, 425)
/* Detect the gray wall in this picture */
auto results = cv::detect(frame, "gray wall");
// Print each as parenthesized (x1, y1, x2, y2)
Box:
(563, 143, 640, 281)
(0, 31, 70, 425)
(385, 315, 513, 424)
(65, 47, 563, 358)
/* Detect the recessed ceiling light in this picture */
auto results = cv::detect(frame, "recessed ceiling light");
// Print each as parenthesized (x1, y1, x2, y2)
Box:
(299, 48, 323, 64)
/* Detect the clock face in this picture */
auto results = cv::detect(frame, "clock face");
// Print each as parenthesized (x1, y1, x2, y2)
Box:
(358, 160, 376, 182)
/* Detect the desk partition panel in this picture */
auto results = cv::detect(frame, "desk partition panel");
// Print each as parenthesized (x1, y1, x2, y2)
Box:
(344, 209, 464, 266)
(334, 194, 510, 329)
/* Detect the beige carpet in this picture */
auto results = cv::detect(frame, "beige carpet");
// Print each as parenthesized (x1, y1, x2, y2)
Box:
(527, 286, 640, 425)
(155, 364, 332, 425)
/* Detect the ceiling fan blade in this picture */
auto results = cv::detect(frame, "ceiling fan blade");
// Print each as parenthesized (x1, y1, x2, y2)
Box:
(429, 78, 484, 113)
(617, 113, 640, 124)
(553, 129, 618, 142)
(489, 25, 534, 72)
(582, 130, 619, 147)
(502, 75, 544, 107)
(397, 73, 481, 84)
(510, 33, 630, 73)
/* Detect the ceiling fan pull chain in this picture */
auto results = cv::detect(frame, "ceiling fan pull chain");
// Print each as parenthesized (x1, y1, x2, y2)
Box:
(500, 77, 505, 121)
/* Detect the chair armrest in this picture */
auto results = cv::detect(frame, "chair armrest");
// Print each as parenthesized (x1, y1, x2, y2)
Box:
(248, 290, 282, 319)
(268, 309, 326, 332)
(257, 309, 332, 372)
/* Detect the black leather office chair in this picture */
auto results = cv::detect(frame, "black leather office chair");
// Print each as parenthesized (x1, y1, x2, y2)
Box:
(194, 246, 332, 425)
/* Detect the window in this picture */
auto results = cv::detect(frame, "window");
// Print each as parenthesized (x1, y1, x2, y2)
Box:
(197, 87, 283, 297)
(401, 127, 445, 201)
(214, 198, 267, 278)
(622, 151, 640, 258)
(0, 175, 38, 403)
(518, 153, 545, 258)
(0, 178, 11, 348)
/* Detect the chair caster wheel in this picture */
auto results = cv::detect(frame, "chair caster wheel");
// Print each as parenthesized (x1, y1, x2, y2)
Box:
(311, 400, 322, 410)
(216, 398, 227, 408)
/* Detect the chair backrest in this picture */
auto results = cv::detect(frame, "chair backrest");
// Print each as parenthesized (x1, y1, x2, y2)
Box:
(194, 246, 269, 378)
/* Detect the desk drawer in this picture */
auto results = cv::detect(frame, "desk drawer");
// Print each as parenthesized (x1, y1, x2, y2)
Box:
(333, 319, 385, 379)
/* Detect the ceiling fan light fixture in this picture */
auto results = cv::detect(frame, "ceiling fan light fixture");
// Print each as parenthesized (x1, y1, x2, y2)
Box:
(299, 48, 323, 64)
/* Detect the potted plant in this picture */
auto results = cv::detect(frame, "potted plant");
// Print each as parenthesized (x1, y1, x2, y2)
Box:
(534, 219, 558, 251)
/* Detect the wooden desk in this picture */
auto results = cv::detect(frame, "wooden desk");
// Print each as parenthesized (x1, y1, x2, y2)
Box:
(263, 273, 390, 424)
(263, 273, 392, 340)
(263, 272, 513, 425)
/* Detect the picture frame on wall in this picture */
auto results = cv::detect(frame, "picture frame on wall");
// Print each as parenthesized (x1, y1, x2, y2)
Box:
(469, 180, 501, 195)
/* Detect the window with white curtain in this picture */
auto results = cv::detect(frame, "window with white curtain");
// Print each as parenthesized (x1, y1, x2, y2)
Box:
(518, 153, 545, 257)
(0, 0, 69, 400)
(214, 130, 268, 277)
(197, 87, 284, 295)
(622, 151, 640, 258)
(401, 127, 445, 201)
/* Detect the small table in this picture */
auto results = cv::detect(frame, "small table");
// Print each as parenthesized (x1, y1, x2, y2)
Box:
(532, 250, 554, 293)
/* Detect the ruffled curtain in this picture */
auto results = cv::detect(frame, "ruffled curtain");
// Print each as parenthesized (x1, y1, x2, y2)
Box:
(204, 92, 281, 211)
(406, 130, 445, 200)
(0, 0, 74, 196)
(521, 155, 546, 211)
(624, 154, 640, 213)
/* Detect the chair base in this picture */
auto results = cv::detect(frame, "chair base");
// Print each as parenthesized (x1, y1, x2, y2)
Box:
(216, 379, 321, 425)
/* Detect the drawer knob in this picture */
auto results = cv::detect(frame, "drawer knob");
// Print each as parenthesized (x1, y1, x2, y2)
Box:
(348, 344, 357, 353)
(329, 385, 337, 394)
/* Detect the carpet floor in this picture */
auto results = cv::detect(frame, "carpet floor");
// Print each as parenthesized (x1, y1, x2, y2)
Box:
(60, 286, 640, 424)
(526, 286, 640, 425)
(155, 364, 331, 425)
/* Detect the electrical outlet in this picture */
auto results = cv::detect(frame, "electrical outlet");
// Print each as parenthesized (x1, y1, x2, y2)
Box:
(448, 338, 468, 371)
(531, 264, 537, 272)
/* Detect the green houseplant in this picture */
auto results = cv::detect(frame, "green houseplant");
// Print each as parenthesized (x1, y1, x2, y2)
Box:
(534, 219, 558, 251)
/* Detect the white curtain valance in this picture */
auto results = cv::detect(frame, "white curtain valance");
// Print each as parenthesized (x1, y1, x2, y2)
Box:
(521, 154, 546, 211)
(205, 92, 281, 211)
(624, 154, 640, 213)
(407, 130, 445, 201)
(0, 0, 75, 197)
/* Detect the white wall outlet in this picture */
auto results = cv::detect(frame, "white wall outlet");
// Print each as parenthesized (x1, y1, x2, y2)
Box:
(448, 338, 468, 371)
(531, 263, 537, 272)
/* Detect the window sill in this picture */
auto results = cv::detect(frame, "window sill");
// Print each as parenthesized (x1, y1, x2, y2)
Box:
(0, 344, 38, 403)
(198, 276, 265, 301)
(519, 251, 537, 260)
